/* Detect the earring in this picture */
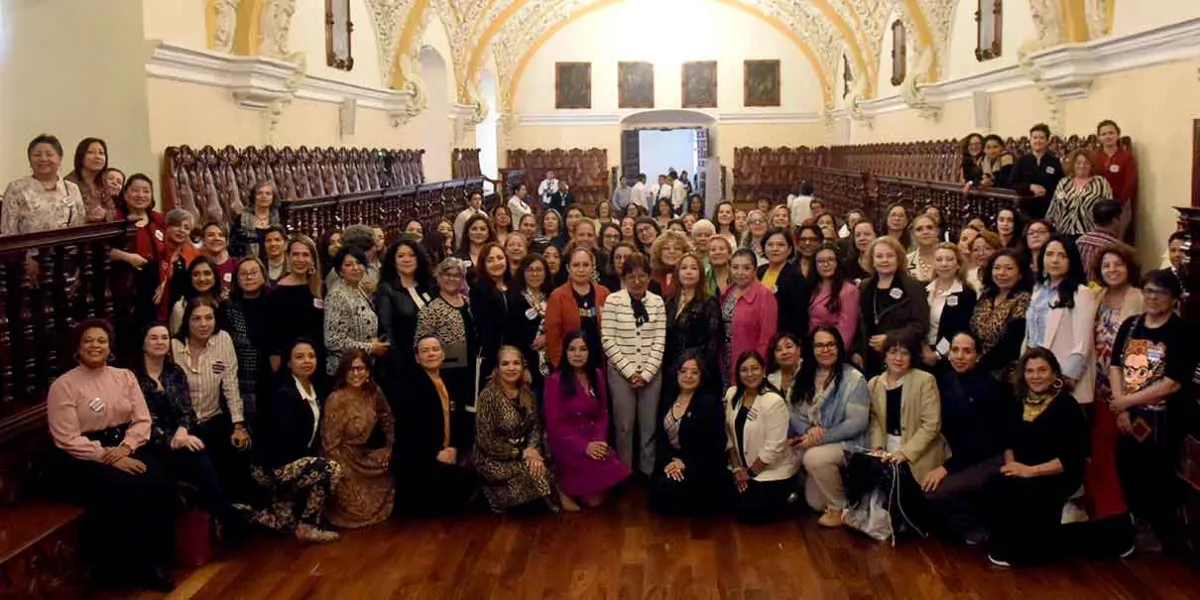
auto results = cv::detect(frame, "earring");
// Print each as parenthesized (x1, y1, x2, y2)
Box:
(1052, 377, 1064, 392)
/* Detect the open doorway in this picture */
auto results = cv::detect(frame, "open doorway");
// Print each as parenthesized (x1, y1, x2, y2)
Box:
(638, 129, 698, 189)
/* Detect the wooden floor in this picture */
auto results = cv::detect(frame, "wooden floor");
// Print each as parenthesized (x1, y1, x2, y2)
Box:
(127, 488, 1199, 600)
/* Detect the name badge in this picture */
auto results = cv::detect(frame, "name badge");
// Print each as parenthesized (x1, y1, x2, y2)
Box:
(946, 295, 958, 307)
(223, 272, 233, 283)
(88, 397, 105, 413)
(313, 298, 325, 309)
(462, 260, 473, 268)
(889, 287, 904, 300)
(212, 362, 226, 375)
(936, 338, 951, 356)
(1109, 164, 1120, 173)
(154, 229, 164, 242)
(525, 308, 538, 320)
(746, 407, 759, 421)
(1045, 166, 1056, 175)
(771, 285, 778, 294)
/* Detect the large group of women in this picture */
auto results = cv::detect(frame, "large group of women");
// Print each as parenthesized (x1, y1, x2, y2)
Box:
(1, 125, 1193, 592)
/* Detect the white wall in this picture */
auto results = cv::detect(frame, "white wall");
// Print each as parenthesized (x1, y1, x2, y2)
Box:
(943, 0, 1035, 83)
(513, 0, 825, 114)
(638, 129, 696, 183)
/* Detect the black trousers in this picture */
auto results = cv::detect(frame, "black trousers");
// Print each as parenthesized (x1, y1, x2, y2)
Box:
(195, 414, 255, 503)
(161, 448, 238, 527)
(649, 468, 725, 516)
(398, 461, 477, 517)
(987, 474, 1077, 565)
(1117, 431, 1184, 543)
(54, 446, 175, 578)
(729, 477, 793, 525)
(924, 454, 1004, 542)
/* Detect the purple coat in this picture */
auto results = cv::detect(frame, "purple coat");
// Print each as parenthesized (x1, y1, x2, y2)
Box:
(544, 369, 631, 496)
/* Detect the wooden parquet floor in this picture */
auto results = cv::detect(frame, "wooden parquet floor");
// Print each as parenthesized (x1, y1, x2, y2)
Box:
(125, 487, 1199, 600)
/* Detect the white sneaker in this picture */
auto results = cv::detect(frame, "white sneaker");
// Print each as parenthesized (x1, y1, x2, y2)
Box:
(987, 553, 1011, 568)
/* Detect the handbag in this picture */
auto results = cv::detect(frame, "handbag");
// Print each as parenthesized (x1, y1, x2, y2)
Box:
(842, 449, 927, 545)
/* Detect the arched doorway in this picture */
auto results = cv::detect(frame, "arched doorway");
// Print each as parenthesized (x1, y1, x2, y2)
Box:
(417, 45, 451, 181)
(619, 110, 720, 209)
(476, 69, 499, 194)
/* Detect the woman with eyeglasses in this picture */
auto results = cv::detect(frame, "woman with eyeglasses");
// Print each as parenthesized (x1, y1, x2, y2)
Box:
(321, 350, 395, 528)
(741, 210, 769, 267)
(809, 242, 860, 346)
(1108, 270, 1196, 554)
(784, 327, 869, 528)
(414, 258, 481, 448)
(725, 350, 799, 524)
(794, 224, 824, 279)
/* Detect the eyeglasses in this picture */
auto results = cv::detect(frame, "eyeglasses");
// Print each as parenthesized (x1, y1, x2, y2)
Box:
(348, 365, 368, 373)
(1142, 287, 1171, 298)
(813, 342, 837, 350)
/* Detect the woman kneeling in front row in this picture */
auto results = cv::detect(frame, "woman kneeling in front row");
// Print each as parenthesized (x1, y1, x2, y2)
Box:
(725, 350, 799, 524)
(650, 352, 727, 515)
(245, 338, 343, 543)
(474, 345, 556, 513)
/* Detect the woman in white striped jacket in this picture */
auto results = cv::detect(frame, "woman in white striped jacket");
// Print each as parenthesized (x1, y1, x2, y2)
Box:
(601, 254, 667, 477)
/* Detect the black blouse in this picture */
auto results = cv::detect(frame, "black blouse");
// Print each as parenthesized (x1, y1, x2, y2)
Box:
(136, 361, 195, 448)
(664, 293, 721, 387)
(1006, 391, 1088, 485)
(265, 283, 325, 360)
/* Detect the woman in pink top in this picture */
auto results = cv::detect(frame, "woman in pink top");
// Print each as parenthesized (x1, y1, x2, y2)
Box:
(809, 242, 860, 345)
(46, 320, 176, 592)
(720, 249, 779, 389)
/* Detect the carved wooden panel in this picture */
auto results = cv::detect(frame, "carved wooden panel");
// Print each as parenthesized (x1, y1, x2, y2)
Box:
(505, 148, 610, 210)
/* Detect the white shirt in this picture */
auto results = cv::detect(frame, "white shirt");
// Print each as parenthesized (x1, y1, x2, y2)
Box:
(925, 279, 963, 350)
(656, 183, 672, 199)
(508, 195, 533, 225)
(630, 182, 649, 211)
(537, 178, 559, 205)
(453, 206, 486, 242)
(671, 179, 687, 210)
(788, 194, 814, 225)
(294, 376, 320, 447)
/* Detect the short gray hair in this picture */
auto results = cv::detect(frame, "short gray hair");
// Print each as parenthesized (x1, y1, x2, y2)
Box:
(341, 224, 375, 253)
(434, 257, 465, 277)
(165, 209, 193, 227)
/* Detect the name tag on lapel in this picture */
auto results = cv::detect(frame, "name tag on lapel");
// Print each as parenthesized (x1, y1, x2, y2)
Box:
(1045, 166, 1056, 175)
(746, 407, 759, 421)
(946, 295, 958, 307)
(889, 288, 903, 300)
(88, 397, 105, 413)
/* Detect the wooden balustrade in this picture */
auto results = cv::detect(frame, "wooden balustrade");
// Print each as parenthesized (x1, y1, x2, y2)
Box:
(505, 148, 610, 210)
(278, 179, 484, 242)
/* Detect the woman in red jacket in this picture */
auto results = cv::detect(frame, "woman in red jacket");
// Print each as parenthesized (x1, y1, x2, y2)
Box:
(545, 245, 611, 370)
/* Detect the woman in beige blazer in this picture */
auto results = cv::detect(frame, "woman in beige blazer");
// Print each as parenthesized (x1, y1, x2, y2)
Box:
(1022, 236, 1097, 404)
(724, 350, 799, 524)
(867, 330, 948, 484)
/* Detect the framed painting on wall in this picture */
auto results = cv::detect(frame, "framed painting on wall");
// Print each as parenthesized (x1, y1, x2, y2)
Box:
(682, 61, 717, 108)
(555, 62, 592, 109)
(744, 60, 781, 107)
(325, 0, 354, 71)
(619, 62, 655, 109)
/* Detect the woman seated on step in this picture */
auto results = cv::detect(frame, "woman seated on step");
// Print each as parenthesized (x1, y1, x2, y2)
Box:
(724, 350, 799, 524)
(321, 349, 395, 528)
(474, 345, 557, 513)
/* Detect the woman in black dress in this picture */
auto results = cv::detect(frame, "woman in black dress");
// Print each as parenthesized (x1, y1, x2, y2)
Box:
(266, 235, 326, 385)
(986, 348, 1088, 567)
(650, 353, 727, 515)
(664, 253, 721, 393)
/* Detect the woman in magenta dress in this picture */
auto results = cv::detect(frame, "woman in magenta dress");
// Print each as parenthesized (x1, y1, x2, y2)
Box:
(544, 330, 631, 511)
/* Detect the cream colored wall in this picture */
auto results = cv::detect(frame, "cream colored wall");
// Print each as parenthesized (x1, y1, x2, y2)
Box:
(514, 0, 825, 114)
(0, 0, 155, 182)
(289, 0, 385, 87)
(874, 9, 906, 98)
(142, 0, 207, 48)
(848, 85, 1050, 143)
(1111, 0, 1200, 38)
(942, 0, 1034, 82)
(506, 126, 622, 168)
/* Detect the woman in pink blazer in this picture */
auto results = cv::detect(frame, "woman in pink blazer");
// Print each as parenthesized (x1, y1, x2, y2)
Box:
(720, 249, 779, 389)
(1023, 236, 1097, 403)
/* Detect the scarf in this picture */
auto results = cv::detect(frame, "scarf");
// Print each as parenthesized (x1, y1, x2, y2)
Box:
(631, 294, 649, 326)
(1022, 388, 1057, 422)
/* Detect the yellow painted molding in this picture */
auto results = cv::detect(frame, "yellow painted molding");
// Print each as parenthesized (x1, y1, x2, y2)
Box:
(472, 0, 859, 104)
(901, 0, 939, 81)
(504, 0, 833, 113)
(391, 0, 431, 89)
(232, 0, 264, 55)
(1061, 0, 1091, 42)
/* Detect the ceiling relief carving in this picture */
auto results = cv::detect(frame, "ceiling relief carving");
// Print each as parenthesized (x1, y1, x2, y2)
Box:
(363, 0, 417, 85)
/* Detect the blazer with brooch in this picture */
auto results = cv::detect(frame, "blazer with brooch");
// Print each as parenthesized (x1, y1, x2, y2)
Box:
(928, 280, 978, 358)
(654, 390, 727, 476)
(723, 387, 798, 482)
(545, 282, 610, 369)
(1023, 283, 1098, 403)
(601, 290, 667, 381)
(867, 369, 948, 483)
(725, 281, 779, 379)
(255, 376, 322, 471)
(756, 262, 811, 338)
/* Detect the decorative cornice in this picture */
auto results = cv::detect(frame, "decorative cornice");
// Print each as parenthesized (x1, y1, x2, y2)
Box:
(514, 111, 823, 126)
(518, 113, 622, 125)
(717, 112, 824, 124)
(145, 41, 414, 118)
(842, 16, 1200, 120)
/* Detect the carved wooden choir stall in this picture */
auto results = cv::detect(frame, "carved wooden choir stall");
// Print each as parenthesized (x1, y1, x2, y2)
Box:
(502, 148, 610, 212)
(732, 133, 1135, 239)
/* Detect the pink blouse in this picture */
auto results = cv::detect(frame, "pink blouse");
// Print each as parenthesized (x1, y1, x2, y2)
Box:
(47, 366, 152, 461)
(808, 280, 860, 346)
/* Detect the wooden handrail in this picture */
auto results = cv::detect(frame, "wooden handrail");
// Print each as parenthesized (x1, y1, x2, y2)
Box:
(0, 221, 132, 254)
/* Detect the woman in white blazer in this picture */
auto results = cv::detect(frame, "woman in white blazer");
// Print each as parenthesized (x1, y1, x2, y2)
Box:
(601, 254, 667, 476)
(724, 350, 799, 524)
(1023, 236, 1097, 403)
